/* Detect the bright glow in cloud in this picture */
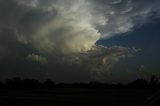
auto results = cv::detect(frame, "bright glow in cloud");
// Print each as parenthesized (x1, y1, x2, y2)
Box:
(27, 53, 48, 64)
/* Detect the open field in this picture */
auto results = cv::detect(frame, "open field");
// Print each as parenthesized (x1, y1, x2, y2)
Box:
(0, 88, 157, 106)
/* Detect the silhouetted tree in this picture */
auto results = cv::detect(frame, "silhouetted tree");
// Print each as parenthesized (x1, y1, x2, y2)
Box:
(149, 75, 159, 85)
(127, 78, 148, 88)
(22, 79, 41, 89)
(2, 76, 160, 89)
(6, 79, 14, 88)
(43, 80, 55, 88)
(148, 75, 160, 89)
(5, 78, 42, 89)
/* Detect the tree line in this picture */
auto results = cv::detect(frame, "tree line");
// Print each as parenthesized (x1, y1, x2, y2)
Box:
(0, 75, 159, 90)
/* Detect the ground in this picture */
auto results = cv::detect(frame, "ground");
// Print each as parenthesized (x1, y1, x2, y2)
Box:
(0, 88, 157, 106)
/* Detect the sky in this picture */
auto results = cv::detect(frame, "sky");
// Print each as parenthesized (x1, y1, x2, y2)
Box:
(0, 0, 160, 83)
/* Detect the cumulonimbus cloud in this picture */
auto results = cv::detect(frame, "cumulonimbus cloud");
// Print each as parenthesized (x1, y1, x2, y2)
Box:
(14, 0, 160, 53)
(0, 0, 159, 80)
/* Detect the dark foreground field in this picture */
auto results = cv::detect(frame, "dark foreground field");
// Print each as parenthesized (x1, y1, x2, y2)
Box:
(0, 88, 158, 106)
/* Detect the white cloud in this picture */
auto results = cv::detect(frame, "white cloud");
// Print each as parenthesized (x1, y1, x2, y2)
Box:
(27, 53, 48, 64)
(91, 0, 160, 38)
(5, 0, 159, 54)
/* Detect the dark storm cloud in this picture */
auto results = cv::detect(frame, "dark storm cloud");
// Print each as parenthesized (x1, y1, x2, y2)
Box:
(0, 28, 18, 60)
(0, 0, 159, 81)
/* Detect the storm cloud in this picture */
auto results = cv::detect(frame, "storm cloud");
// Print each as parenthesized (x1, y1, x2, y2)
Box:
(0, 0, 159, 81)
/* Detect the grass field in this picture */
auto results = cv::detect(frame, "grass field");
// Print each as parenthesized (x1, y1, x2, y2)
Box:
(0, 88, 156, 106)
